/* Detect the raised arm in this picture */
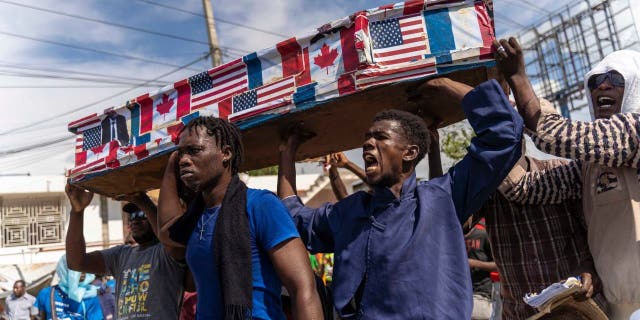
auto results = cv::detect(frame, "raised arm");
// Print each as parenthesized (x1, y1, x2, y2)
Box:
(427, 126, 443, 179)
(497, 37, 640, 167)
(64, 183, 106, 275)
(325, 152, 368, 200)
(494, 37, 540, 131)
(157, 151, 188, 249)
(498, 158, 583, 205)
(278, 131, 336, 253)
(445, 78, 524, 222)
(532, 111, 640, 168)
(327, 164, 348, 201)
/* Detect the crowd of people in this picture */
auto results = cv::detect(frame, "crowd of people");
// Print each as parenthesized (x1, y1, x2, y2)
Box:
(2, 36, 639, 320)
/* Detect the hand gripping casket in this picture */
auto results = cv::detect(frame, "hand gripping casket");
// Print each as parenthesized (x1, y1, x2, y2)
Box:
(67, 0, 498, 196)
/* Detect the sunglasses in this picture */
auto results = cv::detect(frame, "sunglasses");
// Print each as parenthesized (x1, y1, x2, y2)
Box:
(128, 210, 146, 221)
(587, 71, 625, 91)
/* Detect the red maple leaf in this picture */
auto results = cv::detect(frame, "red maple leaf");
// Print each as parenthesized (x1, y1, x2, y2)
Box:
(313, 43, 339, 75)
(90, 144, 105, 155)
(156, 94, 174, 121)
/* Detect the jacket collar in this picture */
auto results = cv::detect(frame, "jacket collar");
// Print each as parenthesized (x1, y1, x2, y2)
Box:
(368, 172, 417, 213)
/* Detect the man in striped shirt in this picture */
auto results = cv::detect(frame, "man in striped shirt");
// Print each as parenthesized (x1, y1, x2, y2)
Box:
(494, 37, 640, 319)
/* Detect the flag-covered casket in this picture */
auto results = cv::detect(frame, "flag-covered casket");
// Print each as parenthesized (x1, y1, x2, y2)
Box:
(68, 0, 497, 196)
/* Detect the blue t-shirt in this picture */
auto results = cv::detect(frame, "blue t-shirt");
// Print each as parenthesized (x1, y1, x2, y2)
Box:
(186, 189, 299, 320)
(35, 286, 103, 320)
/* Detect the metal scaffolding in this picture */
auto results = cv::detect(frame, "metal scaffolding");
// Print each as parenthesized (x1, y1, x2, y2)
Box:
(516, 0, 639, 117)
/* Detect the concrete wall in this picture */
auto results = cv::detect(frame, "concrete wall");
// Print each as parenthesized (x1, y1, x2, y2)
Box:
(0, 176, 125, 265)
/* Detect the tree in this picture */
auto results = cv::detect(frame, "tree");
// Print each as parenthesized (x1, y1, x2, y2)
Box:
(441, 127, 474, 161)
(247, 165, 279, 176)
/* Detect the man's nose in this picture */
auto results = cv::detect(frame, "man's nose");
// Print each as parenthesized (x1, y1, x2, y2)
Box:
(363, 137, 375, 150)
(178, 154, 191, 167)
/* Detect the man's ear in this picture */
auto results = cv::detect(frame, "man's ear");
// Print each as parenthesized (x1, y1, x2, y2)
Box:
(221, 145, 233, 164)
(403, 145, 419, 162)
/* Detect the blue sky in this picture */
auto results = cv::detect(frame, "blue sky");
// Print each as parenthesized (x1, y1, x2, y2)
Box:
(0, 0, 638, 175)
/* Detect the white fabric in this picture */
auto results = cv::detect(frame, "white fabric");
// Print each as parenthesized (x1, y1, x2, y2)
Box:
(584, 50, 640, 119)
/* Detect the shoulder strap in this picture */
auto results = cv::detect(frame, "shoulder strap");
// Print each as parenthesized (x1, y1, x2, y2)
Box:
(49, 286, 58, 320)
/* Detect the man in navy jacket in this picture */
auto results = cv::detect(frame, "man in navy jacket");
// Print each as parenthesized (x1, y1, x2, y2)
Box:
(278, 77, 523, 319)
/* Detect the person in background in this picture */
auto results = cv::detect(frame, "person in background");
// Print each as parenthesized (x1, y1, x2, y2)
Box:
(464, 218, 498, 320)
(34, 255, 103, 320)
(3, 280, 37, 320)
(91, 276, 114, 320)
(495, 37, 640, 319)
(64, 187, 186, 320)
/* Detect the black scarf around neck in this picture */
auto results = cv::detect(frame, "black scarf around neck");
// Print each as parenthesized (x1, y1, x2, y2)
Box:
(169, 175, 252, 319)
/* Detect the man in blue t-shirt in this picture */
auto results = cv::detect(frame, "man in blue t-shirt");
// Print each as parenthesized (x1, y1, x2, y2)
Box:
(156, 116, 322, 320)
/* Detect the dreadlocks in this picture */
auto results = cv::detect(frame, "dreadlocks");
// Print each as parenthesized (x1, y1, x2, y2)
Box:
(181, 116, 244, 174)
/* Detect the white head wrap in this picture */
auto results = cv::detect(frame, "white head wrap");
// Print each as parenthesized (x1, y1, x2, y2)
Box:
(584, 50, 640, 119)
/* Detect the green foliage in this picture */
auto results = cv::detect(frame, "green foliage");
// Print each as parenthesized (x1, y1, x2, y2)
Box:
(441, 128, 474, 161)
(247, 165, 279, 176)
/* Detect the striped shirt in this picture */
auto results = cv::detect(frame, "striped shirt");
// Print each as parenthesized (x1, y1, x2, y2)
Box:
(503, 112, 640, 204)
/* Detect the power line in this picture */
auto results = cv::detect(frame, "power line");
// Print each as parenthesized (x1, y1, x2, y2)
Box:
(0, 0, 210, 45)
(503, 0, 549, 14)
(0, 70, 170, 87)
(0, 30, 203, 71)
(134, 0, 289, 38)
(0, 135, 72, 156)
(494, 12, 528, 29)
(520, 0, 551, 14)
(0, 53, 210, 136)
(0, 62, 172, 86)
(0, 0, 252, 55)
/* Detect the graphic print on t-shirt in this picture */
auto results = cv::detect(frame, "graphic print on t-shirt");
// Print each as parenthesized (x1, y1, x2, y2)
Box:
(117, 263, 151, 318)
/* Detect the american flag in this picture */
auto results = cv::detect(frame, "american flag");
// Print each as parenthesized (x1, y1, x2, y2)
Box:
(228, 76, 295, 122)
(81, 125, 101, 151)
(370, 14, 428, 68)
(72, 120, 119, 175)
(189, 58, 248, 111)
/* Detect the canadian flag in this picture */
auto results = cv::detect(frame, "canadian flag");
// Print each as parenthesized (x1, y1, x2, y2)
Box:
(136, 82, 190, 135)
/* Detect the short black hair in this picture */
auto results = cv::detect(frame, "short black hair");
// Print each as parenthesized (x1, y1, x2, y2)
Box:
(181, 116, 244, 174)
(372, 109, 429, 163)
(122, 203, 139, 214)
(14, 279, 26, 287)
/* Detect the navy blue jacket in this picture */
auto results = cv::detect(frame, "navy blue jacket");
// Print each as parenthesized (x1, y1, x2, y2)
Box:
(283, 80, 523, 319)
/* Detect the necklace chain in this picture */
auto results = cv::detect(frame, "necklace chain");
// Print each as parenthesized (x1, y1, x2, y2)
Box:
(199, 213, 216, 241)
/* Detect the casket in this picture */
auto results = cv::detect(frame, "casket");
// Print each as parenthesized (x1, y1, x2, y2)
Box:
(67, 0, 497, 196)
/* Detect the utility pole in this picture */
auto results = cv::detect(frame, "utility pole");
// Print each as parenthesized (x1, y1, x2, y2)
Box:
(202, 0, 223, 67)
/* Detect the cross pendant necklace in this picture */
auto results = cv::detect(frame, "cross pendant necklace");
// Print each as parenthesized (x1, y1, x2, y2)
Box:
(199, 225, 205, 241)
(199, 213, 214, 241)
